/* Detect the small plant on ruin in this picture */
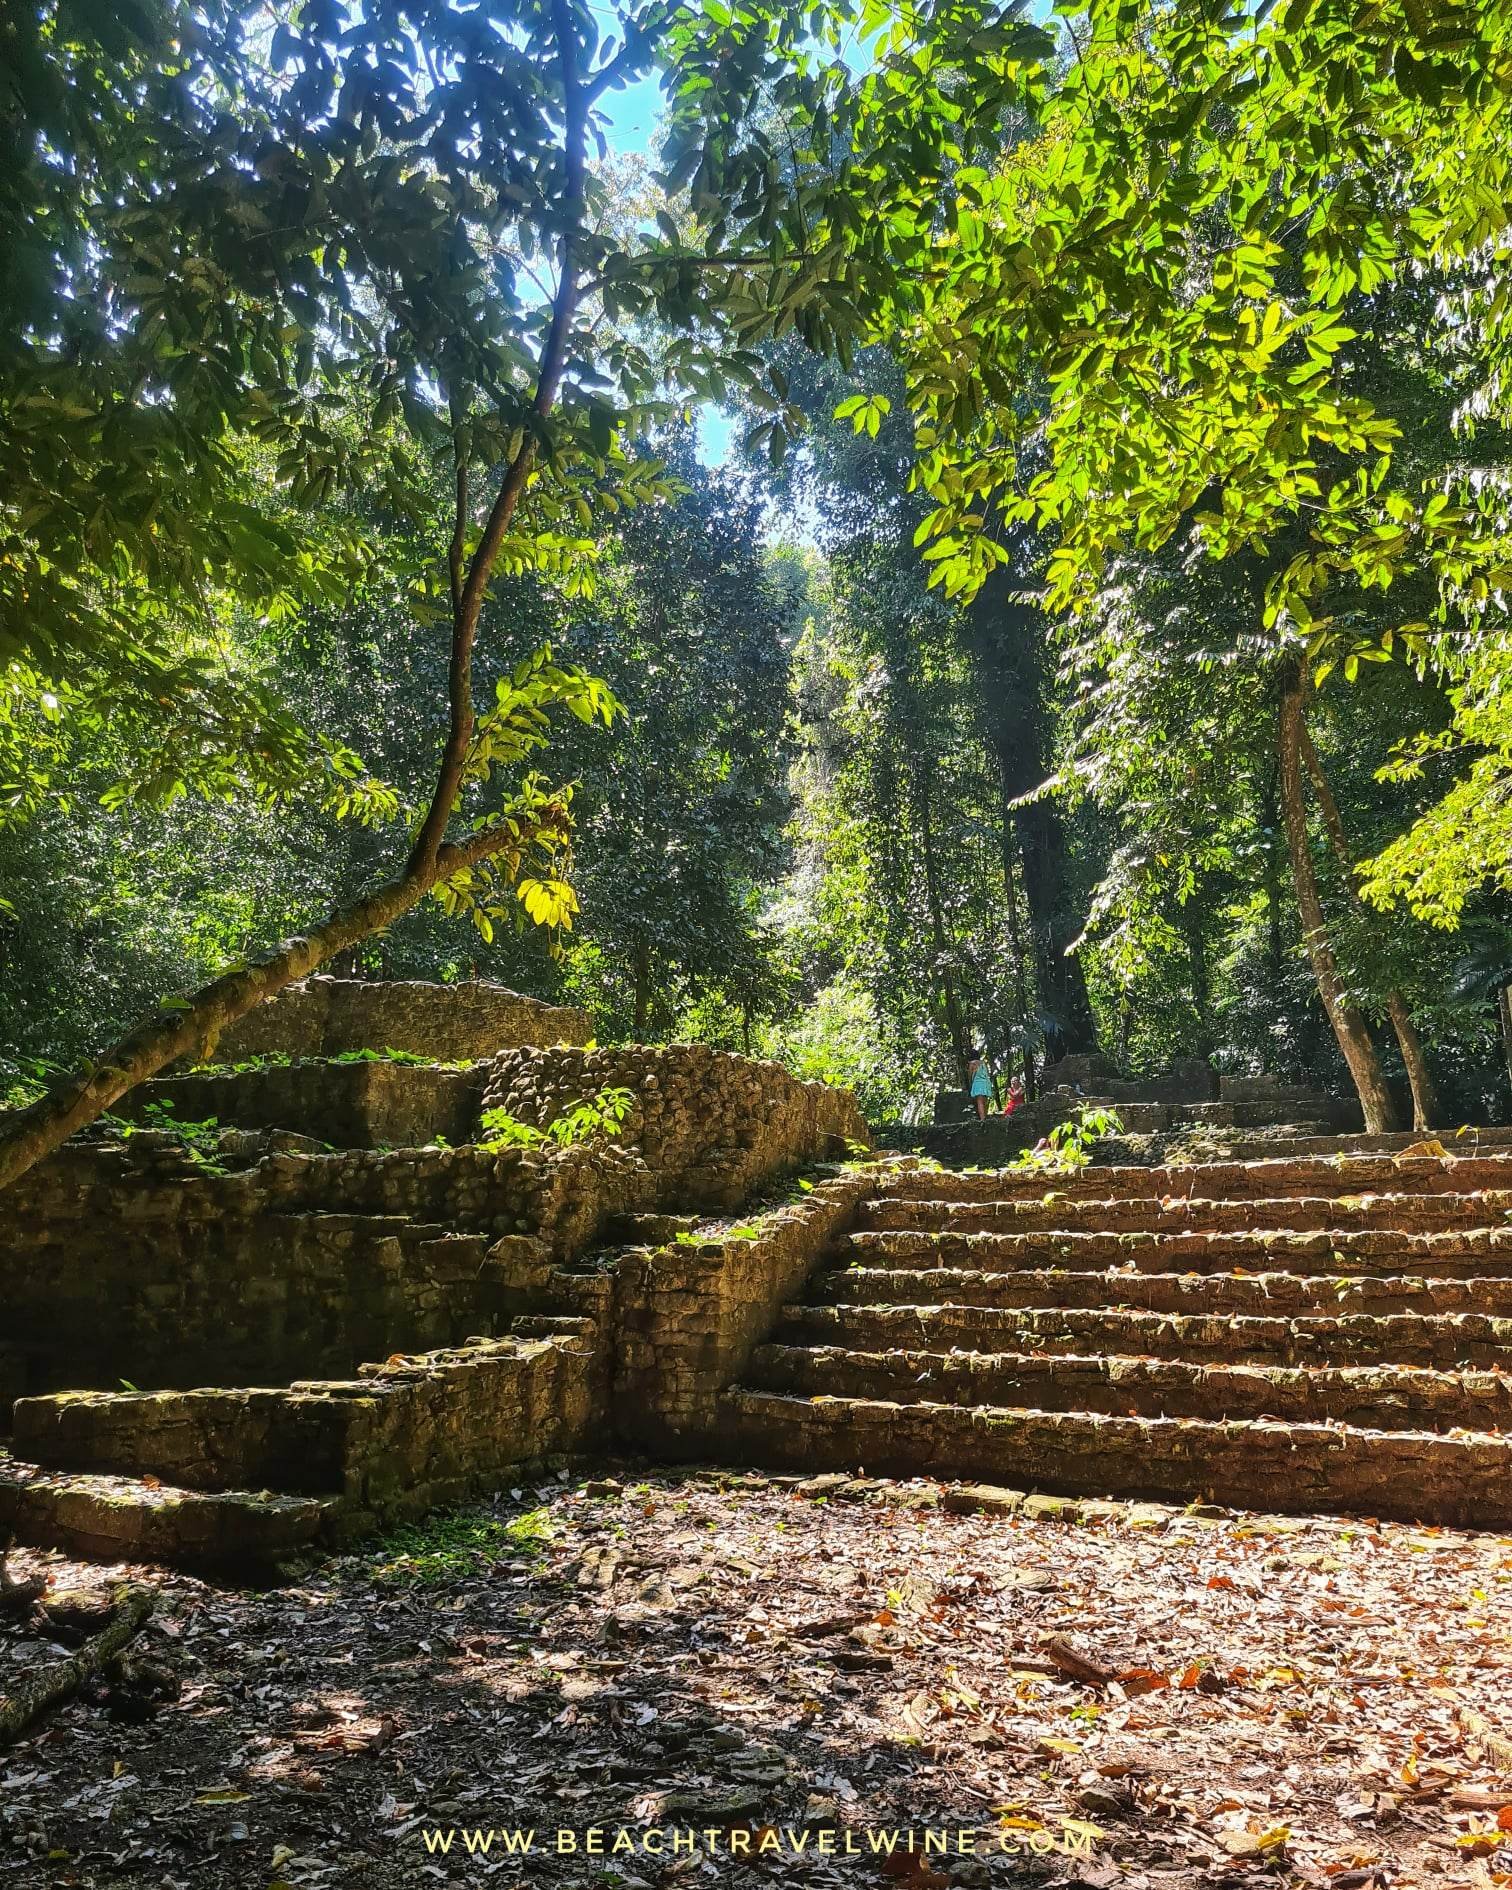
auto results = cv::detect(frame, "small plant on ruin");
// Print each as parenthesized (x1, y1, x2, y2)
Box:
(330, 1047, 437, 1066)
(187, 1053, 295, 1074)
(549, 1086, 635, 1148)
(478, 1086, 636, 1155)
(101, 1100, 231, 1175)
(1014, 1106, 1124, 1175)
(477, 1110, 550, 1151)
(370, 1507, 553, 1584)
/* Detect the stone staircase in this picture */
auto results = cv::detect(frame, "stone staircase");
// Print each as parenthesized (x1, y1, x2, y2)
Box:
(720, 1149, 1512, 1528)
(888, 1063, 1367, 1163)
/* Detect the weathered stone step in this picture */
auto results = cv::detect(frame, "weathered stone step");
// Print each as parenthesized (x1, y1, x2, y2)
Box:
(0, 1454, 331, 1568)
(11, 1385, 373, 1494)
(796, 1262, 1512, 1325)
(1176, 1130, 1512, 1165)
(1179, 1101, 1334, 1127)
(873, 1152, 1512, 1204)
(842, 1225, 1512, 1280)
(718, 1390, 1512, 1528)
(11, 1327, 592, 1524)
(782, 1288, 1512, 1367)
(858, 1191, 1510, 1237)
(746, 1342, 1512, 1434)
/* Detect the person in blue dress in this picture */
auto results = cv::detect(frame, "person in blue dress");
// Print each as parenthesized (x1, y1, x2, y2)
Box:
(967, 1046, 994, 1121)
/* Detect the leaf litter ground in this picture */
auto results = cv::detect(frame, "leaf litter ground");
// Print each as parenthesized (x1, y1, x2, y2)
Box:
(5, 1467, 1512, 1889)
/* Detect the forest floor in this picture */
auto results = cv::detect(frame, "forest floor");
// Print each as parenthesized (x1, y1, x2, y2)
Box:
(3, 1469, 1512, 1890)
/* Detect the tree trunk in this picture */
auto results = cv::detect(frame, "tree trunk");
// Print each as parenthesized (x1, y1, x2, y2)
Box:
(1179, 901, 1217, 1061)
(1260, 762, 1285, 1074)
(995, 773, 1037, 1099)
(1298, 720, 1440, 1129)
(0, 0, 592, 1196)
(0, 814, 561, 1193)
(1015, 797, 1099, 1061)
(1384, 993, 1440, 1132)
(1277, 667, 1399, 1133)
(918, 771, 970, 1089)
(964, 580, 1098, 1061)
(1499, 987, 1512, 1102)
(632, 937, 652, 1040)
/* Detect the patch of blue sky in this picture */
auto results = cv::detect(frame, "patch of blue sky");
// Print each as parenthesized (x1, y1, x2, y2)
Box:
(595, 1, 1053, 472)
(593, 8, 888, 466)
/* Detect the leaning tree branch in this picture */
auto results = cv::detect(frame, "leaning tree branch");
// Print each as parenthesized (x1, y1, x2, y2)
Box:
(0, 803, 566, 1194)
(0, 2, 597, 1199)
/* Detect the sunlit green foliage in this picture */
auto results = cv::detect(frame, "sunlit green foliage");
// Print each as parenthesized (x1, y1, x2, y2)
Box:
(1361, 634, 1512, 924)
(6, 0, 1512, 1139)
(477, 1085, 635, 1152)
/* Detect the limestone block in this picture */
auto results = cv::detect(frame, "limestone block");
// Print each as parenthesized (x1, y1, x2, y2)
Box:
(212, 975, 590, 1062)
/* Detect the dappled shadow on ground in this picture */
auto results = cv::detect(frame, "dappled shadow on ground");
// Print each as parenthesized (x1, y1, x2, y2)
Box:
(3, 1467, 1512, 1889)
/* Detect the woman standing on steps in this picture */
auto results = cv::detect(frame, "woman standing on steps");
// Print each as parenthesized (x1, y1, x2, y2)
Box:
(967, 1047, 994, 1122)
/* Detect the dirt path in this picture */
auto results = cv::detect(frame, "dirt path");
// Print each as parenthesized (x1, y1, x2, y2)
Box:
(4, 1469, 1512, 1888)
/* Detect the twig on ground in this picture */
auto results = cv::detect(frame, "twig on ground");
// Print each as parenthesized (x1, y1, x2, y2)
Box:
(0, 1585, 156, 1746)
(1456, 1702, 1512, 1775)
(1040, 1633, 1116, 1688)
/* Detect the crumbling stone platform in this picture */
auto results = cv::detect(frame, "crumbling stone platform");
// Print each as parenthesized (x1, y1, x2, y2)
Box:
(10, 970, 1512, 1566)
(125, 1057, 486, 1148)
(888, 1062, 1362, 1161)
(0, 1012, 868, 1569)
(206, 973, 590, 1063)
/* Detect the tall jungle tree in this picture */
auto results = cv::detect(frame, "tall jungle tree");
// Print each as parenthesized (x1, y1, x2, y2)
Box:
(551, 442, 795, 1039)
(868, 0, 1512, 1129)
(763, 344, 1093, 1090)
(0, 0, 1054, 1187)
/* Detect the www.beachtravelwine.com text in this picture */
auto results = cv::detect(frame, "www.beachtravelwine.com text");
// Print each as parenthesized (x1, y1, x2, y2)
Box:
(419, 1824, 1097, 1859)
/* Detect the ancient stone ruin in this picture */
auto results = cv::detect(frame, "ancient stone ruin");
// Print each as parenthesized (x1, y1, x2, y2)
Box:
(206, 972, 592, 1062)
(0, 980, 867, 1567)
(895, 1053, 1360, 1162)
(8, 979, 1512, 1563)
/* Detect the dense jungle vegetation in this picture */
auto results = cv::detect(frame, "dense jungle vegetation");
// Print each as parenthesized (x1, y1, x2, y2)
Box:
(4, 0, 1512, 1164)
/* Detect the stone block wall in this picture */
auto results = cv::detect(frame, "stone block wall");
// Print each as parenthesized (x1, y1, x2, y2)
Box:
(9, 1325, 599, 1542)
(0, 1043, 865, 1402)
(210, 975, 589, 1063)
(125, 1060, 485, 1149)
(0, 1146, 883, 1561)
(8, 1161, 879, 1515)
(1038, 1054, 1216, 1106)
(0, 1135, 649, 1396)
(0, 1037, 876, 1563)
(482, 1044, 868, 1209)
(342, 1331, 600, 1529)
(609, 1170, 875, 1453)
(129, 1040, 868, 1173)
